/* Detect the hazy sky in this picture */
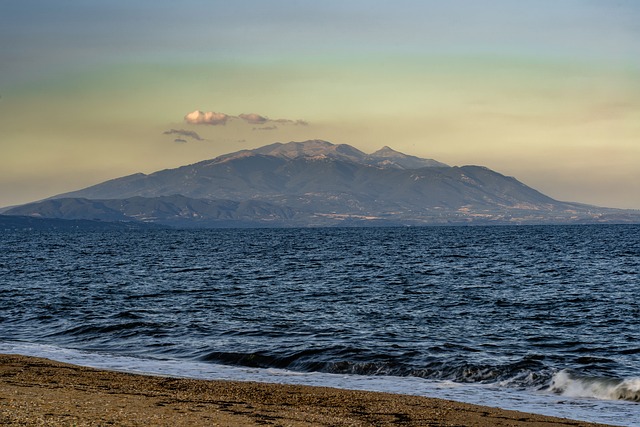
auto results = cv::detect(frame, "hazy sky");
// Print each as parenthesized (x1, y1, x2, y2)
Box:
(1, 0, 639, 209)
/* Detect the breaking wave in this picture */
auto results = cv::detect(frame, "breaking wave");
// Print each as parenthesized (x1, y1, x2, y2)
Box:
(549, 370, 640, 402)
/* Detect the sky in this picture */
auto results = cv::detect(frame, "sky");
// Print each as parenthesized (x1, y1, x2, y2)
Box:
(1, 0, 639, 209)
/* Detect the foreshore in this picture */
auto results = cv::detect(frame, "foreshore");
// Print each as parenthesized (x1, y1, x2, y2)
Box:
(0, 354, 614, 426)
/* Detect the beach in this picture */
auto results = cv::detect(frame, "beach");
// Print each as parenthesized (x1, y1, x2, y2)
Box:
(0, 354, 614, 427)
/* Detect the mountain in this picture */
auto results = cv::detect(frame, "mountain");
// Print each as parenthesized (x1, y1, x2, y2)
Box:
(5, 140, 640, 226)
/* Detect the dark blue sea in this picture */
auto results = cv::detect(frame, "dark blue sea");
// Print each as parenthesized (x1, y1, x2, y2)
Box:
(1, 225, 639, 425)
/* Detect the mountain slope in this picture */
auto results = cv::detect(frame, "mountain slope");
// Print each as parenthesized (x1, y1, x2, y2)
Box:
(6, 195, 302, 227)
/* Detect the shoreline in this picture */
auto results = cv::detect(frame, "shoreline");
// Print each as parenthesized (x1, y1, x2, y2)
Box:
(0, 354, 615, 426)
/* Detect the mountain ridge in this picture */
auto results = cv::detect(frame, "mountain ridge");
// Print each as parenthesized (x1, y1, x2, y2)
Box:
(197, 140, 448, 170)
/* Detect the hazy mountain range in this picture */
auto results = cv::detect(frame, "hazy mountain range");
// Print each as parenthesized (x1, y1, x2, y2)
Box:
(4, 140, 639, 227)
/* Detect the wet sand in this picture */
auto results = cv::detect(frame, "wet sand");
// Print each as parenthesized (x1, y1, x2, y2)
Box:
(0, 354, 613, 426)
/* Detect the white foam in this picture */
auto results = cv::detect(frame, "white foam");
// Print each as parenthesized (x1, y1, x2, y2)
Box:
(550, 370, 640, 402)
(1, 342, 637, 427)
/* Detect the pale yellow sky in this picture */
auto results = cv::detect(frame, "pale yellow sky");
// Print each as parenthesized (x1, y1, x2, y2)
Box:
(1, 1, 639, 209)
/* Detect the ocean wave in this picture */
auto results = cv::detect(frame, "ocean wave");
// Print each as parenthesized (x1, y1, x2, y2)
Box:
(549, 370, 640, 402)
(198, 348, 330, 370)
(324, 358, 554, 389)
(44, 322, 171, 338)
(197, 348, 553, 388)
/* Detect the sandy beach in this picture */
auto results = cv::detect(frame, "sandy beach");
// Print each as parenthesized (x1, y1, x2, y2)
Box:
(0, 354, 616, 427)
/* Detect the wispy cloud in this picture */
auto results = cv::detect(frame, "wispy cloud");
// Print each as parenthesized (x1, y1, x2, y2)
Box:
(275, 118, 309, 126)
(253, 125, 278, 131)
(163, 129, 204, 141)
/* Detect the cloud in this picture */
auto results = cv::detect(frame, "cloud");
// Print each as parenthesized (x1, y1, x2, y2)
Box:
(275, 118, 309, 126)
(184, 110, 309, 127)
(253, 126, 278, 131)
(174, 138, 187, 144)
(163, 129, 203, 141)
(239, 113, 269, 124)
(240, 113, 309, 126)
(184, 110, 230, 125)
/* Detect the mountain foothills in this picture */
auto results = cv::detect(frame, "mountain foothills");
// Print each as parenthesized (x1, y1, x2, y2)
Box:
(5, 140, 639, 227)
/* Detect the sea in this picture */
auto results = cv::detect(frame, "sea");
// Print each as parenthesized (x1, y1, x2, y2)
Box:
(1, 225, 638, 426)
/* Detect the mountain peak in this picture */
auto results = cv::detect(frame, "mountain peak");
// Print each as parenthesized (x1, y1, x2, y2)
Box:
(253, 140, 366, 162)
(371, 146, 398, 156)
(367, 145, 448, 169)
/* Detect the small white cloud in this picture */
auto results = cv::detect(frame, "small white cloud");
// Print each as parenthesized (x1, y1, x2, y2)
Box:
(184, 110, 230, 125)
(239, 113, 269, 124)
